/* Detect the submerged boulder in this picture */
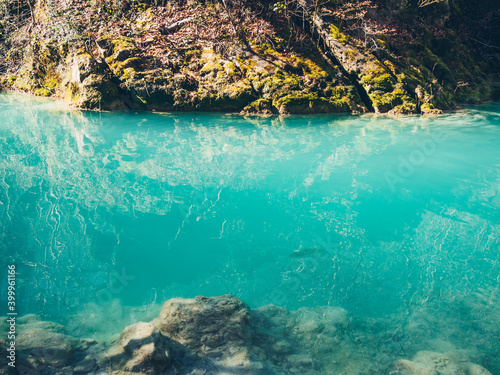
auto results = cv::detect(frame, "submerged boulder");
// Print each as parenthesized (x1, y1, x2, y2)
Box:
(102, 322, 173, 374)
(153, 294, 252, 353)
(17, 328, 75, 369)
(391, 351, 493, 375)
(102, 320, 212, 374)
(152, 295, 269, 373)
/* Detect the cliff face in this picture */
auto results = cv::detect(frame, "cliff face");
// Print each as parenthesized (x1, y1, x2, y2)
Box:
(0, 0, 498, 114)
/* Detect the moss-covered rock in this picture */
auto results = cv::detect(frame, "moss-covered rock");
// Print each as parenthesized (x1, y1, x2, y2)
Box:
(1, 0, 496, 114)
(72, 74, 123, 110)
(274, 92, 350, 114)
(242, 98, 273, 115)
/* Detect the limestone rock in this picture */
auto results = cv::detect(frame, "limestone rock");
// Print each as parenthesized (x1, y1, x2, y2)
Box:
(64, 49, 124, 110)
(153, 295, 252, 354)
(17, 328, 75, 368)
(152, 295, 271, 373)
(391, 351, 492, 375)
(103, 322, 173, 374)
(73, 355, 97, 373)
(78, 73, 123, 110)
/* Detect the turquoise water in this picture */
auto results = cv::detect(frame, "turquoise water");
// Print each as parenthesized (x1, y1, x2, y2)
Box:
(0, 93, 499, 362)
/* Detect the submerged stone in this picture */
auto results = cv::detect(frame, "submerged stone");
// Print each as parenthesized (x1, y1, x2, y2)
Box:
(392, 351, 493, 375)
(103, 322, 173, 374)
(153, 295, 252, 354)
(17, 328, 75, 368)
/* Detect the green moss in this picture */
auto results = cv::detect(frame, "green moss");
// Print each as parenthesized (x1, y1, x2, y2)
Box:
(198, 49, 225, 78)
(343, 49, 357, 60)
(109, 38, 139, 60)
(106, 55, 144, 77)
(326, 85, 361, 109)
(242, 98, 273, 114)
(0, 75, 17, 87)
(389, 102, 417, 115)
(223, 61, 239, 78)
(421, 103, 443, 114)
(383, 60, 396, 75)
(200, 60, 223, 75)
(362, 72, 395, 92)
(290, 55, 329, 81)
(376, 39, 387, 49)
(256, 71, 304, 100)
(420, 47, 452, 84)
(274, 92, 349, 114)
(184, 49, 201, 60)
(330, 25, 349, 45)
(103, 37, 143, 78)
(371, 87, 416, 113)
(44, 77, 60, 89)
(219, 81, 257, 109)
(34, 87, 51, 97)
(121, 67, 137, 81)
(134, 8, 155, 30)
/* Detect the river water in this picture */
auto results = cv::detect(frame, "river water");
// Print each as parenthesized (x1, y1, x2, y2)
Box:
(0, 93, 499, 372)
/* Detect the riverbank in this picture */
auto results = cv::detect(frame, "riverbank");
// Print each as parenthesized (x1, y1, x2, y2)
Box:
(0, 0, 498, 115)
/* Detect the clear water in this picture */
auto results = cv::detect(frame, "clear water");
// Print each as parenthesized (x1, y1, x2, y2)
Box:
(0, 93, 499, 365)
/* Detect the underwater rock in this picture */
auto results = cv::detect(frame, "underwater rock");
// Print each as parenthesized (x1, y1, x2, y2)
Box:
(17, 314, 66, 334)
(152, 295, 270, 373)
(102, 322, 174, 374)
(17, 328, 75, 368)
(73, 355, 98, 373)
(99, 295, 266, 374)
(391, 351, 492, 375)
(251, 304, 356, 374)
(5, 293, 498, 374)
(0, 339, 12, 374)
(153, 295, 252, 354)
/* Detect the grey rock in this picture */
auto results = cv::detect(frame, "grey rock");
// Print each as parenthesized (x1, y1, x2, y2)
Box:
(391, 351, 493, 375)
(17, 328, 75, 368)
(102, 322, 173, 374)
(73, 355, 97, 373)
(153, 295, 252, 354)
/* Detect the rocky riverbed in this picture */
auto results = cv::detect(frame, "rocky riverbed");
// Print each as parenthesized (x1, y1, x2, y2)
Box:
(0, 293, 497, 374)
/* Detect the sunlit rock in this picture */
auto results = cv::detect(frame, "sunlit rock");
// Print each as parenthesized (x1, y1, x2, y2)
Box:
(153, 295, 252, 353)
(392, 351, 492, 375)
(102, 322, 173, 374)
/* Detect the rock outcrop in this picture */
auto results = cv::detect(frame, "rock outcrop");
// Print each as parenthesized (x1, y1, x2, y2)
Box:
(0, 0, 496, 114)
(153, 295, 252, 352)
(102, 322, 174, 374)
(152, 295, 266, 373)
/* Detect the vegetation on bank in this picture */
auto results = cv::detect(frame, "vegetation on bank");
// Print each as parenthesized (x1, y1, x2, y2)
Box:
(0, 0, 498, 114)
